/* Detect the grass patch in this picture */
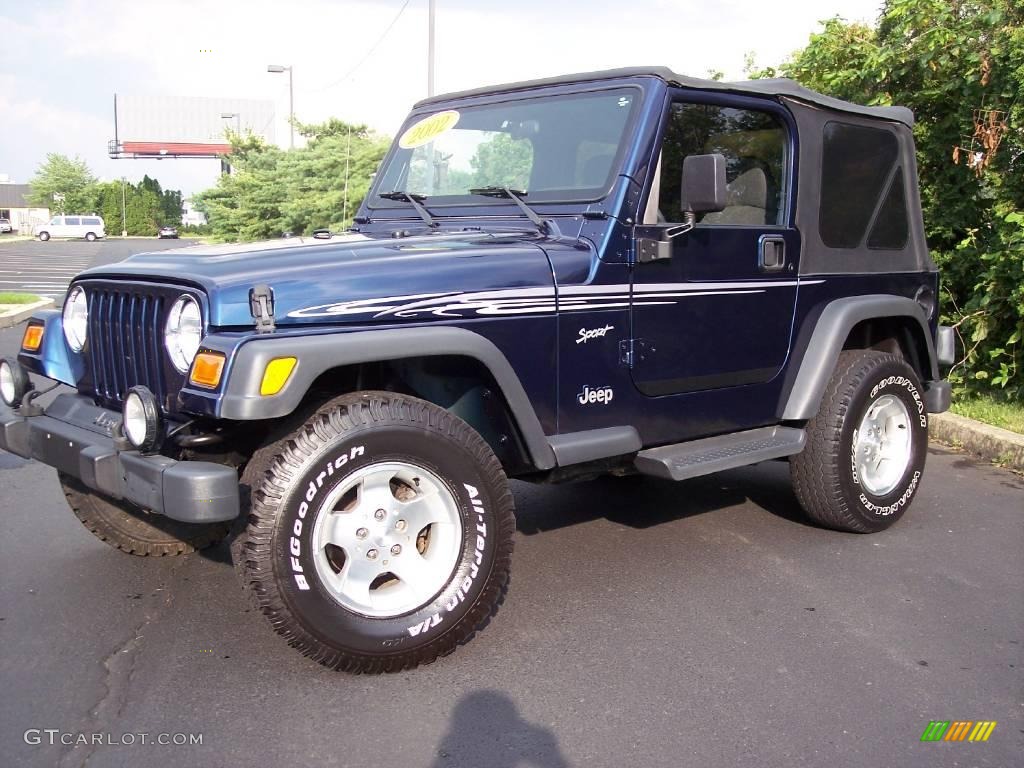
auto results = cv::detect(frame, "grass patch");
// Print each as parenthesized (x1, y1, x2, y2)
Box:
(951, 394, 1024, 434)
(0, 292, 42, 305)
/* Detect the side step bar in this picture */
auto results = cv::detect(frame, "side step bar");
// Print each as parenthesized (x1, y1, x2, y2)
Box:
(634, 426, 805, 482)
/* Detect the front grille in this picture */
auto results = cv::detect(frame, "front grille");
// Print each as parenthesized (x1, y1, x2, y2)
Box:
(82, 282, 191, 412)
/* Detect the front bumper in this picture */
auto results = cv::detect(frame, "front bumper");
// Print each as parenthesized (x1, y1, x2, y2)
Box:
(0, 394, 239, 523)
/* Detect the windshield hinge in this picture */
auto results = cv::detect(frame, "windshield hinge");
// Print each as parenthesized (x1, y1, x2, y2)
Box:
(249, 284, 276, 334)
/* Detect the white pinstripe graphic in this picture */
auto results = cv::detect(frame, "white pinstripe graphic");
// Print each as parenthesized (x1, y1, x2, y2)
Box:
(287, 280, 823, 319)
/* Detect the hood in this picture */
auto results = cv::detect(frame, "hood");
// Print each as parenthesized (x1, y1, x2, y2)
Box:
(75, 231, 559, 328)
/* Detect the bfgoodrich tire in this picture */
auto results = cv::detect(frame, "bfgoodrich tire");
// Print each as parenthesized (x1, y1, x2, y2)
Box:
(791, 350, 929, 533)
(237, 391, 515, 673)
(60, 473, 233, 555)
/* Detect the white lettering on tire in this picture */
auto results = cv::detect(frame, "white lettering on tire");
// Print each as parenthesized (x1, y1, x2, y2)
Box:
(869, 375, 927, 428)
(289, 445, 366, 591)
(406, 483, 488, 637)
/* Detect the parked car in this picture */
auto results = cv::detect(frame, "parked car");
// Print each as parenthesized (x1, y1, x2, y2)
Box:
(2, 67, 954, 673)
(158, 226, 179, 239)
(33, 215, 105, 241)
(0, 218, 12, 234)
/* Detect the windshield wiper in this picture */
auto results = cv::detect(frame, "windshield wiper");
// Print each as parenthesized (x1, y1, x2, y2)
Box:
(378, 191, 438, 228)
(468, 186, 561, 237)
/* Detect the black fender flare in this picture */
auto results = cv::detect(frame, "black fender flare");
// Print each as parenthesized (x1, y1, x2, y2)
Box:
(216, 326, 557, 470)
(781, 295, 939, 421)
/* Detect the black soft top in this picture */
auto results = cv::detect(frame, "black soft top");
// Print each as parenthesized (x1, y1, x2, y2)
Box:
(415, 66, 914, 126)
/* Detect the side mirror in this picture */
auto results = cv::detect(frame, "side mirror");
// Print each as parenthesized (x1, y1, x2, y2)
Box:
(680, 153, 727, 214)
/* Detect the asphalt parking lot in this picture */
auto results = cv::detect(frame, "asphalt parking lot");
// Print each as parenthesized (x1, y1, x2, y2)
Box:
(0, 237, 191, 301)
(0, 239, 1021, 768)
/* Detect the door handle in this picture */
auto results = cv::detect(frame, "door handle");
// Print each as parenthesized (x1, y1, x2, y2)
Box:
(758, 235, 786, 272)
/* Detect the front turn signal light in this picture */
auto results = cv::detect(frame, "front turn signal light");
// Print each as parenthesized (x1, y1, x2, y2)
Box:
(260, 357, 297, 396)
(189, 351, 226, 389)
(21, 324, 44, 352)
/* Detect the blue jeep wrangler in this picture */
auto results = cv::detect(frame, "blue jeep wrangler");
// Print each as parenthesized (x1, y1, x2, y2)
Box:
(0, 68, 955, 672)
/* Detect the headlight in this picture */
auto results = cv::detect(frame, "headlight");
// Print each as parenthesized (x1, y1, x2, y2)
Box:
(63, 286, 88, 351)
(165, 295, 203, 373)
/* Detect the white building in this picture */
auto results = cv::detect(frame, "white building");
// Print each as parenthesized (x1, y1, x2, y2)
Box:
(181, 198, 207, 227)
(0, 181, 50, 233)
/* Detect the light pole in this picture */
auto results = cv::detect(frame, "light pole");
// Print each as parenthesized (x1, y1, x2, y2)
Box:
(120, 178, 127, 238)
(221, 111, 241, 137)
(267, 64, 294, 149)
(427, 0, 436, 97)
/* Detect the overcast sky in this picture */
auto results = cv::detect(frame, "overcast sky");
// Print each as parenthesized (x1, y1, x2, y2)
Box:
(0, 0, 884, 197)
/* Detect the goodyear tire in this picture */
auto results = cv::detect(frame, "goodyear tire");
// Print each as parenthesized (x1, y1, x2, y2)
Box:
(60, 473, 232, 555)
(791, 350, 928, 533)
(237, 391, 515, 673)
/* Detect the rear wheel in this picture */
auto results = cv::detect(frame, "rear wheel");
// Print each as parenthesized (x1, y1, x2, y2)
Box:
(85, 232, 97, 241)
(60, 473, 233, 556)
(236, 391, 515, 672)
(791, 350, 928, 533)
(37, 231, 50, 241)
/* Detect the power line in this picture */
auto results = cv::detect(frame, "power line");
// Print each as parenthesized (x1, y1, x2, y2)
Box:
(301, 0, 412, 94)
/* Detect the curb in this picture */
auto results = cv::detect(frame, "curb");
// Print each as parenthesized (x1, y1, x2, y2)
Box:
(930, 411, 1024, 470)
(0, 298, 54, 330)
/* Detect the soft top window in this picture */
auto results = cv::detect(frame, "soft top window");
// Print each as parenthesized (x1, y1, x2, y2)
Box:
(819, 122, 908, 250)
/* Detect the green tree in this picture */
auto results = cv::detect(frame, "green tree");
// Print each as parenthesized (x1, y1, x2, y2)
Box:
(468, 133, 533, 190)
(28, 154, 97, 214)
(195, 120, 389, 241)
(768, 0, 1023, 398)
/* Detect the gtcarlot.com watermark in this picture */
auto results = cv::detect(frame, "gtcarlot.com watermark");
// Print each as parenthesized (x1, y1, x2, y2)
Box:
(24, 729, 203, 747)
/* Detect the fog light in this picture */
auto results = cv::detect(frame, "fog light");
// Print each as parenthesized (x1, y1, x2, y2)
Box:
(122, 386, 162, 452)
(1, 357, 33, 407)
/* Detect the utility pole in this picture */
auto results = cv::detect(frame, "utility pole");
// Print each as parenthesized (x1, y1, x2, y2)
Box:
(427, 0, 435, 97)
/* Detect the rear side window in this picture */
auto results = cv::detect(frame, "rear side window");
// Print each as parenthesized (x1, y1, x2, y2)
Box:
(84, 217, 102, 225)
(866, 167, 909, 249)
(819, 122, 908, 249)
(65, 217, 81, 226)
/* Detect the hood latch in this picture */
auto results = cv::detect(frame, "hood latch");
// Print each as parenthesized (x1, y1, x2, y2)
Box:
(249, 284, 276, 334)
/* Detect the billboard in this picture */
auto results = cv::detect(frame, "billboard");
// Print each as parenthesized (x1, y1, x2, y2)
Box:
(109, 94, 276, 158)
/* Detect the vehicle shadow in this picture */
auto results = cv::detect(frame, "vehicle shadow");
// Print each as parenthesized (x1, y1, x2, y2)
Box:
(431, 690, 570, 768)
(512, 459, 813, 535)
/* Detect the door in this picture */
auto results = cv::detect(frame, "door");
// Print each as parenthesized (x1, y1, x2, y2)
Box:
(63, 217, 81, 237)
(630, 95, 801, 397)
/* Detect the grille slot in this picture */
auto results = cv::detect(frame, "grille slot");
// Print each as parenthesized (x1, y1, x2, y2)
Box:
(86, 287, 167, 407)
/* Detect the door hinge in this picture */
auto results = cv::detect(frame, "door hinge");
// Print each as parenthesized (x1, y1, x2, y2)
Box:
(620, 338, 654, 367)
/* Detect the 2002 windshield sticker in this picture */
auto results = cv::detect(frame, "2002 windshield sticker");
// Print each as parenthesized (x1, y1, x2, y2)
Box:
(398, 110, 461, 149)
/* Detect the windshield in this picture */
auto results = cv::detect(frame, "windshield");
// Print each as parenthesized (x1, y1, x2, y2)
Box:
(372, 87, 639, 207)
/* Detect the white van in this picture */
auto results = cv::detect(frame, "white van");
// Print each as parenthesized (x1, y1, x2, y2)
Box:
(34, 215, 106, 242)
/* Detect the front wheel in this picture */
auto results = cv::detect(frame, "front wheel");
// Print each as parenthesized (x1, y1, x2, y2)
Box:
(37, 231, 50, 241)
(237, 391, 515, 672)
(791, 350, 929, 533)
